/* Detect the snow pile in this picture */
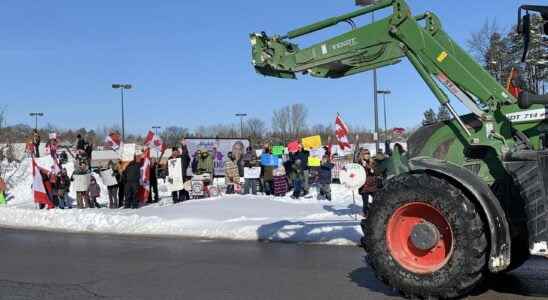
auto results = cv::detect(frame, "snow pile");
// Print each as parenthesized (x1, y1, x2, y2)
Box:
(0, 158, 364, 245)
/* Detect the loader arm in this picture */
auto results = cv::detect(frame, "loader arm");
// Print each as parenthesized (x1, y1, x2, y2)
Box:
(250, 0, 518, 144)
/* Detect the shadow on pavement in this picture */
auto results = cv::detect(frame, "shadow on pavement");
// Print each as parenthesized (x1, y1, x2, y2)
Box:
(322, 204, 362, 217)
(256, 219, 361, 244)
(347, 257, 399, 298)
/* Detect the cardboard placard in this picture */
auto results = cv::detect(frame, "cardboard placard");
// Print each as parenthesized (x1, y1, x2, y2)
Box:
(260, 154, 279, 167)
(100, 169, 118, 187)
(287, 141, 300, 153)
(120, 144, 136, 162)
(272, 145, 284, 156)
(73, 174, 91, 192)
(302, 135, 322, 150)
(191, 180, 204, 196)
(308, 156, 321, 167)
(244, 167, 261, 179)
(167, 158, 185, 192)
(309, 148, 325, 159)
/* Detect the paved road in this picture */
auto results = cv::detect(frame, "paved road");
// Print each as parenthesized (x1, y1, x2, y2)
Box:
(0, 228, 546, 300)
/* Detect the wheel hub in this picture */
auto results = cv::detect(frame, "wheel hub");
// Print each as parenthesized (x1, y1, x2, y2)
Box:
(386, 202, 454, 274)
(410, 222, 440, 251)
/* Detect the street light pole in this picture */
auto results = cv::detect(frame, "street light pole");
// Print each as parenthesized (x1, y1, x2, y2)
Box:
(356, 0, 380, 153)
(377, 90, 391, 143)
(112, 84, 132, 142)
(235, 113, 247, 138)
(29, 112, 44, 130)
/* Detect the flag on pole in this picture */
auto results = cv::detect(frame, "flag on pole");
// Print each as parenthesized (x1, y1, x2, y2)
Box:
(105, 132, 122, 151)
(144, 130, 166, 154)
(32, 159, 54, 208)
(335, 114, 351, 150)
(138, 148, 151, 204)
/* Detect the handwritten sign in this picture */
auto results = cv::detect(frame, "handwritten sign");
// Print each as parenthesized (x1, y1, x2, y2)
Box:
(73, 174, 91, 192)
(244, 167, 261, 179)
(167, 158, 185, 192)
(100, 169, 118, 187)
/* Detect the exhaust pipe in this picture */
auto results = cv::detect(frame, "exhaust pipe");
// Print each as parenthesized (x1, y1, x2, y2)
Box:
(518, 92, 548, 109)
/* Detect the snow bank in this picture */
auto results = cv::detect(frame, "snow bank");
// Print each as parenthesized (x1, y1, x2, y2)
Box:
(0, 158, 364, 246)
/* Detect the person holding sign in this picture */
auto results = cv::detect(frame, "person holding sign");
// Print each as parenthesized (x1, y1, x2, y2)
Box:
(71, 161, 91, 209)
(243, 146, 260, 195)
(122, 155, 142, 209)
(289, 143, 310, 195)
(260, 145, 275, 196)
(357, 149, 377, 216)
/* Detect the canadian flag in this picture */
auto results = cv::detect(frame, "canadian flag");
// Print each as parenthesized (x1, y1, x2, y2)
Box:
(105, 132, 122, 151)
(138, 148, 151, 204)
(144, 130, 166, 153)
(335, 114, 351, 150)
(32, 159, 54, 208)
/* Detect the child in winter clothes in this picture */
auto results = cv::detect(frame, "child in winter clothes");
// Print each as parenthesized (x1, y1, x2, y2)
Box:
(88, 177, 101, 208)
(272, 164, 288, 197)
(318, 156, 334, 201)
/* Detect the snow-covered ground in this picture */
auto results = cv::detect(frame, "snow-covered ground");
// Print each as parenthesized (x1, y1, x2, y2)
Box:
(0, 157, 364, 246)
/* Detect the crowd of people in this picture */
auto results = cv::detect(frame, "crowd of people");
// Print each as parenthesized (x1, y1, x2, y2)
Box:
(22, 130, 393, 214)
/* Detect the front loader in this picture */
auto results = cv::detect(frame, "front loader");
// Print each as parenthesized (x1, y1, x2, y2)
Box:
(249, 1, 548, 298)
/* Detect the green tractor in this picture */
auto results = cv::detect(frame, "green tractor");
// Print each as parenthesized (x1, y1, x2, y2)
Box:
(249, 1, 548, 298)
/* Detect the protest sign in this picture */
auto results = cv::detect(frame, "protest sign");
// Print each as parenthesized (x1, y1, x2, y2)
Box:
(120, 144, 136, 162)
(287, 141, 300, 153)
(260, 154, 279, 167)
(272, 145, 284, 156)
(73, 174, 91, 192)
(302, 135, 322, 150)
(244, 167, 261, 179)
(100, 169, 118, 187)
(167, 158, 185, 192)
(308, 156, 321, 167)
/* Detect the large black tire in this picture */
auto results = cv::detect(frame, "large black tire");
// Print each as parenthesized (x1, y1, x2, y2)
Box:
(363, 173, 488, 299)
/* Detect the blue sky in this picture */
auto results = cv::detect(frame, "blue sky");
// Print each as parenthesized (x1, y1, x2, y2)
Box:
(0, 0, 526, 134)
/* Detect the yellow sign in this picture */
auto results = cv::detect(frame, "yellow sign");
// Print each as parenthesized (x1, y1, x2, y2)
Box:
(436, 51, 448, 63)
(308, 156, 321, 167)
(302, 135, 322, 150)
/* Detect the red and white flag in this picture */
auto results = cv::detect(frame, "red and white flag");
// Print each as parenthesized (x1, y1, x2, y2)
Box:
(144, 130, 166, 153)
(138, 148, 151, 204)
(32, 159, 54, 208)
(335, 114, 351, 150)
(105, 132, 122, 151)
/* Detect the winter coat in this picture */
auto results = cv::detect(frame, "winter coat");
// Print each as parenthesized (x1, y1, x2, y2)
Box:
(57, 174, 71, 196)
(243, 151, 258, 168)
(262, 166, 274, 181)
(291, 150, 310, 171)
(88, 182, 101, 198)
(290, 163, 304, 181)
(179, 153, 191, 178)
(273, 175, 288, 196)
(123, 161, 141, 186)
(359, 160, 377, 193)
(196, 154, 214, 175)
(319, 162, 334, 185)
(76, 138, 86, 151)
(224, 160, 240, 185)
(32, 133, 41, 146)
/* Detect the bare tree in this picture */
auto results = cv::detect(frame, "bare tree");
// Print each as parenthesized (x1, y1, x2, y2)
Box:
(290, 104, 308, 138)
(245, 118, 267, 146)
(272, 106, 291, 143)
(161, 126, 190, 147)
